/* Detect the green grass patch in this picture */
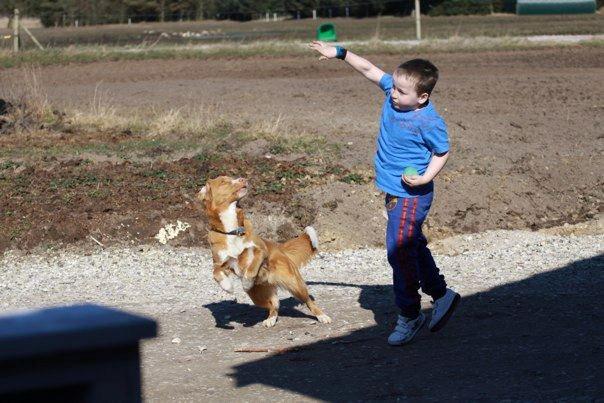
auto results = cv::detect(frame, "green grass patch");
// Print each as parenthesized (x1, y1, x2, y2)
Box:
(87, 188, 111, 198)
(255, 180, 285, 194)
(141, 169, 169, 180)
(49, 173, 109, 189)
(0, 137, 201, 161)
(2, 32, 603, 69)
(193, 152, 221, 164)
(340, 172, 368, 184)
(0, 161, 21, 170)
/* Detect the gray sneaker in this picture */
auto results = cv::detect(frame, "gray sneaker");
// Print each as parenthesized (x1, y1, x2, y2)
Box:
(387, 312, 426, 346)
(428, 288, 460, 332)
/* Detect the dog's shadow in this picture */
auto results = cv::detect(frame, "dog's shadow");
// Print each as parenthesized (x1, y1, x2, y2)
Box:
(203, 297, 316, 329)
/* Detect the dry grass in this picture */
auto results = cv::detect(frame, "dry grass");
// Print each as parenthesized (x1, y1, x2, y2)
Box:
(0, 69, 333, 162)
(0, 67, 56, 134)
(62, 82, 300, 142)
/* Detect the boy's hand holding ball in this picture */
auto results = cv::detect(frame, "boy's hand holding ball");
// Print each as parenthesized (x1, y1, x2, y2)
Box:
(402, 167, 428, 187)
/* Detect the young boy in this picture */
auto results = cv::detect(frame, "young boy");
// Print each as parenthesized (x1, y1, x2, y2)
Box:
(309, 41, 460, 346)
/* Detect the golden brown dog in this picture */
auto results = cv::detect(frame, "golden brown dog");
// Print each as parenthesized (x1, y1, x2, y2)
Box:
(197, 176, 331, 327)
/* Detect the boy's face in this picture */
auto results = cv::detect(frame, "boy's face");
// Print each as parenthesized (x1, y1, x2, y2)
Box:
(391, 73, 429, 111)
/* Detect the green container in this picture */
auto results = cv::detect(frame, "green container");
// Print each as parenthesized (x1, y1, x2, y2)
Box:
(316, 23, 337, 42)
(516, 0, 596, 14)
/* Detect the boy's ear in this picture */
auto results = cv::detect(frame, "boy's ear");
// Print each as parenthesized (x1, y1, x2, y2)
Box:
(418, 92, 429, 105)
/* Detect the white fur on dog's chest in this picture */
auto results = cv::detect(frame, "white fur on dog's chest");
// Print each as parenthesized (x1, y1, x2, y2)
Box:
(218, 238, 254, 276)
(216, 202, 254, 276)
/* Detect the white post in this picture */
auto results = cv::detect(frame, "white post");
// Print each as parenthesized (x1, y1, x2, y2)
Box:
(297, 11, 300, 20)
(346, 7, 350, 17)
(128, 17, 132, 25)
(312, 9, 317, 19)
(265, 11, 269, 21)
(415, 0, 421, 40)
(75, 20, 79, 27)
(328, 9, 332, 18)
(13, 8, 19, 52)
(273, 12, 277, 21)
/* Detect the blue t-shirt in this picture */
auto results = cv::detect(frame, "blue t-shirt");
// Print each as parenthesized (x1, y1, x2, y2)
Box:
(374, 74, 449, 197)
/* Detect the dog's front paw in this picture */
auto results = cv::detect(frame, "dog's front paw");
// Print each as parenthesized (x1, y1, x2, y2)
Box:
(241, 276, 254, 291)
(317, 314, 332, 324)
(262, 316, 278, 328)
(218, 277, 234, 294)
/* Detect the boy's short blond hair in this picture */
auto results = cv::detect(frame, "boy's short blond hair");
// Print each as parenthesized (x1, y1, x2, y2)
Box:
(394, 59, 439, 97)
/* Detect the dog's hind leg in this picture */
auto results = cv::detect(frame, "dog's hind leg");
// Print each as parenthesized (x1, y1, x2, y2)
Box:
(247, 283, 280, 328)
(292, 282, 332, 324)
(273, 257, 332, 324)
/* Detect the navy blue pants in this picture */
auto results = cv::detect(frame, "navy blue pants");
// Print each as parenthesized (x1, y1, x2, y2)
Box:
(385, 192, 447, 318)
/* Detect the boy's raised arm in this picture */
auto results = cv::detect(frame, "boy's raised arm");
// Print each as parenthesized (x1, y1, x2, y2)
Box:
(309, 41, 385, 86)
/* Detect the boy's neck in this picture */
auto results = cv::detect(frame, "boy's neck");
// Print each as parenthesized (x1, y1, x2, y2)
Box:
(397, 100, 429, 112)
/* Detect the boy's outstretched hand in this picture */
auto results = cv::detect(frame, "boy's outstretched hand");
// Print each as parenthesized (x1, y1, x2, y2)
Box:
(308, 41, 337, 60)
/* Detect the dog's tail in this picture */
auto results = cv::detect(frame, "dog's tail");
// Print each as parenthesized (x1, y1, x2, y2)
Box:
(281, 226, 318, 269)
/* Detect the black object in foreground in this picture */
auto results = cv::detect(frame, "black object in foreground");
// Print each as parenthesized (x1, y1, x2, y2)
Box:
(0, 304, 157, 403)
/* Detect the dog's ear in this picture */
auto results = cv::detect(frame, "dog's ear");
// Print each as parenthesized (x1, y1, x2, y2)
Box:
(198, 185, 207, 201)
(197, 184, 214, 206)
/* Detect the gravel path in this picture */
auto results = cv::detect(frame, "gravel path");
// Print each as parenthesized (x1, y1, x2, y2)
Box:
(1, 228, 602, 400)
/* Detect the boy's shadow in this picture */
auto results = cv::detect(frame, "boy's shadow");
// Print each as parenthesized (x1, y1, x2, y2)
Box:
(226, 254, 603, 401)
(203, 297, 316, 329)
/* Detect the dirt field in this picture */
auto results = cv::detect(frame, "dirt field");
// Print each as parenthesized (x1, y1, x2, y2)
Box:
(0, 45, 603, 252)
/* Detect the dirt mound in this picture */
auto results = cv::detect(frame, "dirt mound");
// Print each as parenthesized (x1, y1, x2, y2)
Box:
(0, 153, 367, 252)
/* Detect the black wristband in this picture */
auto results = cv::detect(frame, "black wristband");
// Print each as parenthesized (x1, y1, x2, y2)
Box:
(335, 46, 347, 60)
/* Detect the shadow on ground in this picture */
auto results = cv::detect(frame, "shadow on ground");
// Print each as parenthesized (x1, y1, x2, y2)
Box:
(225, 255, 603, 400)
(204, 298, 316, 329)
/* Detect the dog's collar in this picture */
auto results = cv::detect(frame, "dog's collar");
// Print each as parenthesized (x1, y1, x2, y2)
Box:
(211, 226, 246, 236)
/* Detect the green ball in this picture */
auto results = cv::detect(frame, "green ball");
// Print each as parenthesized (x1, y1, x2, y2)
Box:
(403, 167, 418, 176)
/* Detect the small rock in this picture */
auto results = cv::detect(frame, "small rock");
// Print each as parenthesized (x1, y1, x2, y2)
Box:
(172, 337, 181, 344)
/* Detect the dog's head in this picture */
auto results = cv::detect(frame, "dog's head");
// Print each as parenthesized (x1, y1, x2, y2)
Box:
(197, 176, 248, 215)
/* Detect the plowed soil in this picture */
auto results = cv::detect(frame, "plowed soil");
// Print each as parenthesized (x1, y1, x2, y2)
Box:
(0, 45, 602, 252)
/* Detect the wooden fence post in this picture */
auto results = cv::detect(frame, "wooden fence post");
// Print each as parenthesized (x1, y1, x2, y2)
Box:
(13, 8, 19, 52)
(415, 0, 422, 40)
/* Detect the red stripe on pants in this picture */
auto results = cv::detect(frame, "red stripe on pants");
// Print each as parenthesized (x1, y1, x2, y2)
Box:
(397, 198, 409, 246)
(407, 197, 418, 240)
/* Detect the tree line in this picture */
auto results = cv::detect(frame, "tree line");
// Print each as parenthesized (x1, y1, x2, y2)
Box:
(1, 0, 517, 27)
(0, 0, 449, 26)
